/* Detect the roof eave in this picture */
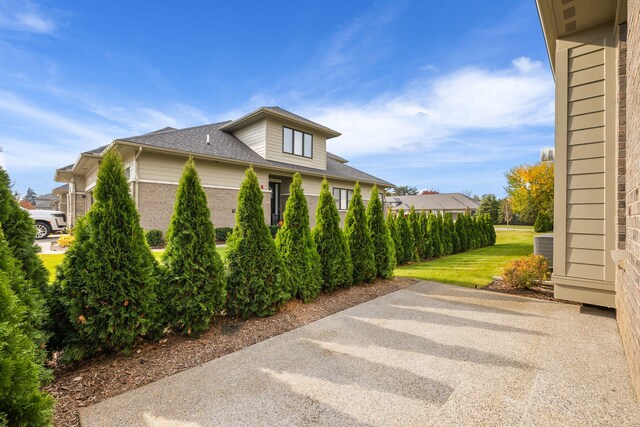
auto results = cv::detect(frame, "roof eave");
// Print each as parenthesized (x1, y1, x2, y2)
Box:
(536, 0, 558, 77)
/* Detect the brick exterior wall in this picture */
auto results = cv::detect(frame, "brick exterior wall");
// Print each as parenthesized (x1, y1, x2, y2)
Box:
(619, 3, 640, 399)
(137, 182, 269, 231)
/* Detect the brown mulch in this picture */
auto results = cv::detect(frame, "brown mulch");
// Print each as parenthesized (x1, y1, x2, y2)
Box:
(484, 280, 580, 305)
(44, 277, 418, 427)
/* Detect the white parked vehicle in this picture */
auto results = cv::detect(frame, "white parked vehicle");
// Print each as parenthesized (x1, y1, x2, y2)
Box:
(28, 209, 67, 239)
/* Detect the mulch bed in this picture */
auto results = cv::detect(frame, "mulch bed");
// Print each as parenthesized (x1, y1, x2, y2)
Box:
(44, 277, 417, 427)
(484, 280, 580, 305)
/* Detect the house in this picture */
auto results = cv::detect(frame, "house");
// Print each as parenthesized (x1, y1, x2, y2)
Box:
(54, 107, 393, 230)
(536, 0, 640, 397)
(32, 193, 58, 210)
(386, 193, 479, 219)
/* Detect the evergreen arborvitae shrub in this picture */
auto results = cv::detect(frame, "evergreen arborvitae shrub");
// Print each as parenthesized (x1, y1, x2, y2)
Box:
(482, 215, 491, 247)
(427, 213, 443, 257)
(52, 150, 159, 361)
(418, 210, 432, 259)
(448, 213, 461, 253)
(161, 158, 226, 336)
(395, 209, 413, 264)
(0, 168, 49, 296)
(386, 210, 403, 265)
(344, 182, 376, 284)
(312, 178, 352, 291)
(455, 213, 468, 252)
(365, 186, 395, 279)
(534, 211, 553, 233)
(488, 214, 497, 245)
(276, 173, 321, 302)
(442, 212, 454, 255)
(226, 167, 286, 318)
(408, 206, 421, 261)
(0, 229, 54, 426)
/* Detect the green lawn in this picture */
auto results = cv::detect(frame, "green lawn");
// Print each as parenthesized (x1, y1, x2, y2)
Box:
(493, 224, 534, 231)
(395, 229, 534, 288)
(39, 247, 228, 283)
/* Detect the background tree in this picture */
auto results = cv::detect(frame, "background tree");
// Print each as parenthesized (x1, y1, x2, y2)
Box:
(366, 185, 395, 279)
(51, 150, 158, 361)
(226, 167, 286, 318)
(395, 209, 413, 264)
(161, 158, 226, 336)
(276, 173, 321, 302)
(505, 161, 554, 224)
(477, 194, 500, 224)
(0, 168, 48, 295)
(386, 210, 403, 264)
(24, 187, 37, 205)
(19, 199, 34, 209)
(390, 185, 419, 196)
(344, 182, 376, 284)
(0, 230, 53, 426)
(501, 198, 514, 228)
(312, 178, 352, 291)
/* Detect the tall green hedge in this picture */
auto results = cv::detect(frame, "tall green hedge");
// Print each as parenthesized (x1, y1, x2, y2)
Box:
(447, 213, 461, 253)
(427, 212, 443, 257)
(51, 150, 158, 361)
(0, 230, 53, 426)
(418, 210, 432, 259)
(395, 208, 413, 265)
(386, 210, 403, 265)
(344, 182, 376, 284)
(312, 178, 352, 291)
(408, 206, 421, 261)
(366, 186, 395, 279)
(442, 212, 454, 255)
(226, 167, 286, 318)
(276, 173, 321, 302)
(455, 213, 468, 252)
(161, 158, 226, 336)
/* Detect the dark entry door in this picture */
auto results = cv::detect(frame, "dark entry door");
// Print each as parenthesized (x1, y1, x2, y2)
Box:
(269, 182, 280, 225)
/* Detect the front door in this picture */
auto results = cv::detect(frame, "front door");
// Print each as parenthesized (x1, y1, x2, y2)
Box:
(269, 182, 280, 225)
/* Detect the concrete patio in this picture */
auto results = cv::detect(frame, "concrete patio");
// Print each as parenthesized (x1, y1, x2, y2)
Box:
(80, 281, 640, 426)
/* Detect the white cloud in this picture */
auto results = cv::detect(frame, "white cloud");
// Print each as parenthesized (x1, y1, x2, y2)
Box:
(0, 1, 56, 34)
(302, 57, 554, 157)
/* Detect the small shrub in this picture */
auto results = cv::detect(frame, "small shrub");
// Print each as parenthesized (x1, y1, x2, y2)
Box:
(215, 227, 233, 242)
(56, 234, 75, 248)
(502, 255, 549, 289)
(145, 229, 164, 247)
(534, 211, 553, 233)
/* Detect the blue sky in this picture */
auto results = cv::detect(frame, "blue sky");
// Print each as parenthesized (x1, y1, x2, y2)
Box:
(0, 0, 554, 197)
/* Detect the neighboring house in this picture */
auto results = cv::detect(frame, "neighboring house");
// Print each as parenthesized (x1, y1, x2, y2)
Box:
(54, 106, 393, 230)
(537, 0, 640, 397)
(387, 193, 479, 219)
(33, 193, 58, 210)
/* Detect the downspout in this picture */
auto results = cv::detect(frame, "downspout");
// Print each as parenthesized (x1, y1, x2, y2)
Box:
(134, 146, 142, 208)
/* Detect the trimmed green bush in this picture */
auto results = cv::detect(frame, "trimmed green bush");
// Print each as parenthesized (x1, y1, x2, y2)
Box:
(488, 214, 497, 245)
(418, 210, 432, 259)
(226, 167, 286, 318)
(427, 212, 443, 257)
(442, 212, 454, 255)
(386, 210, 403, 265)
(160, 158, 226, 336)
(312, 178, 353, 291)
(215, 227, 233, 242)
(0, 230, 54, 426)
(276, 173, 321, 302)
(344, 182, 376, 284)
(145, 229, 164, 247)
(408, 206, 421, 261)
(366, 186, 395, 279)
(395, 208, 413, 265)
(51, 150, 159, 361)
(448, 213, 461, 253)
(534, 211, 553, 233)
(455, 213, 468, 252)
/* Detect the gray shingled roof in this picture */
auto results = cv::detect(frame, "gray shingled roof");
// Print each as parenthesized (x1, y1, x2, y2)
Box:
(119, 121, 393, 186)
(388, 193, 479, 212)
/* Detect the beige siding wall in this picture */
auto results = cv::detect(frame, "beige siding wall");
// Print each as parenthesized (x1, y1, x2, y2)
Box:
(553, 24, 617, 306)
(264, 118, 327, 170)
(232, 119, 266, 158)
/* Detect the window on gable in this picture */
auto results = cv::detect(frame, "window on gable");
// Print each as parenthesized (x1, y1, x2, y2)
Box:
(283, 126, 313, 158)
(333, 187, 353, 211)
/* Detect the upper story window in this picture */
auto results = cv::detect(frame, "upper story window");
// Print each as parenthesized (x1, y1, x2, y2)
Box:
(283, 126, 313, 159)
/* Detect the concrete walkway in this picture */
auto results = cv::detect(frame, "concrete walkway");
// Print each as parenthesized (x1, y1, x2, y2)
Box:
(80, 281, 640, 426)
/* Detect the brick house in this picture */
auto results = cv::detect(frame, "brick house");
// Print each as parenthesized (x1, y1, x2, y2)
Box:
(387, 193, 479, 220)
(536, 0, 639, 397)
(54, 106, 393, 230)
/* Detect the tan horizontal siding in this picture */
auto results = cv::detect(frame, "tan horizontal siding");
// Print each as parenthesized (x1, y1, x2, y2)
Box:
(566, 262, 605, 280)
(568, 65, 604, 87)
(567, 218, 605, 234)
(567, 142, 605, 160)
(568, 48, 604, 71)
(567, 233, 605, 250)
(568, 96, 604, 116)
(567, 203, 604, 219)
(568, 111, 605, 131)
(265, 118, 327, 170)
(568, 80, 604, 101)
(568, 127, 605, 145)
(567, 157, 605, 175)
(567, 248, 605, 266)
(569, 43, 603, 58)
(567, 188, 605, 204)
(233, 119, 266, 158)
(567, 173, 604, 189)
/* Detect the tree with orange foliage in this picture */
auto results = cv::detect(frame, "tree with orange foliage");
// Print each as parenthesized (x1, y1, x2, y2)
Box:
(504, 161, 554, 223)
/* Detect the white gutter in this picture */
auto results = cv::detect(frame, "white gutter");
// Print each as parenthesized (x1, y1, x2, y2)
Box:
(134, 146, 142, 208)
